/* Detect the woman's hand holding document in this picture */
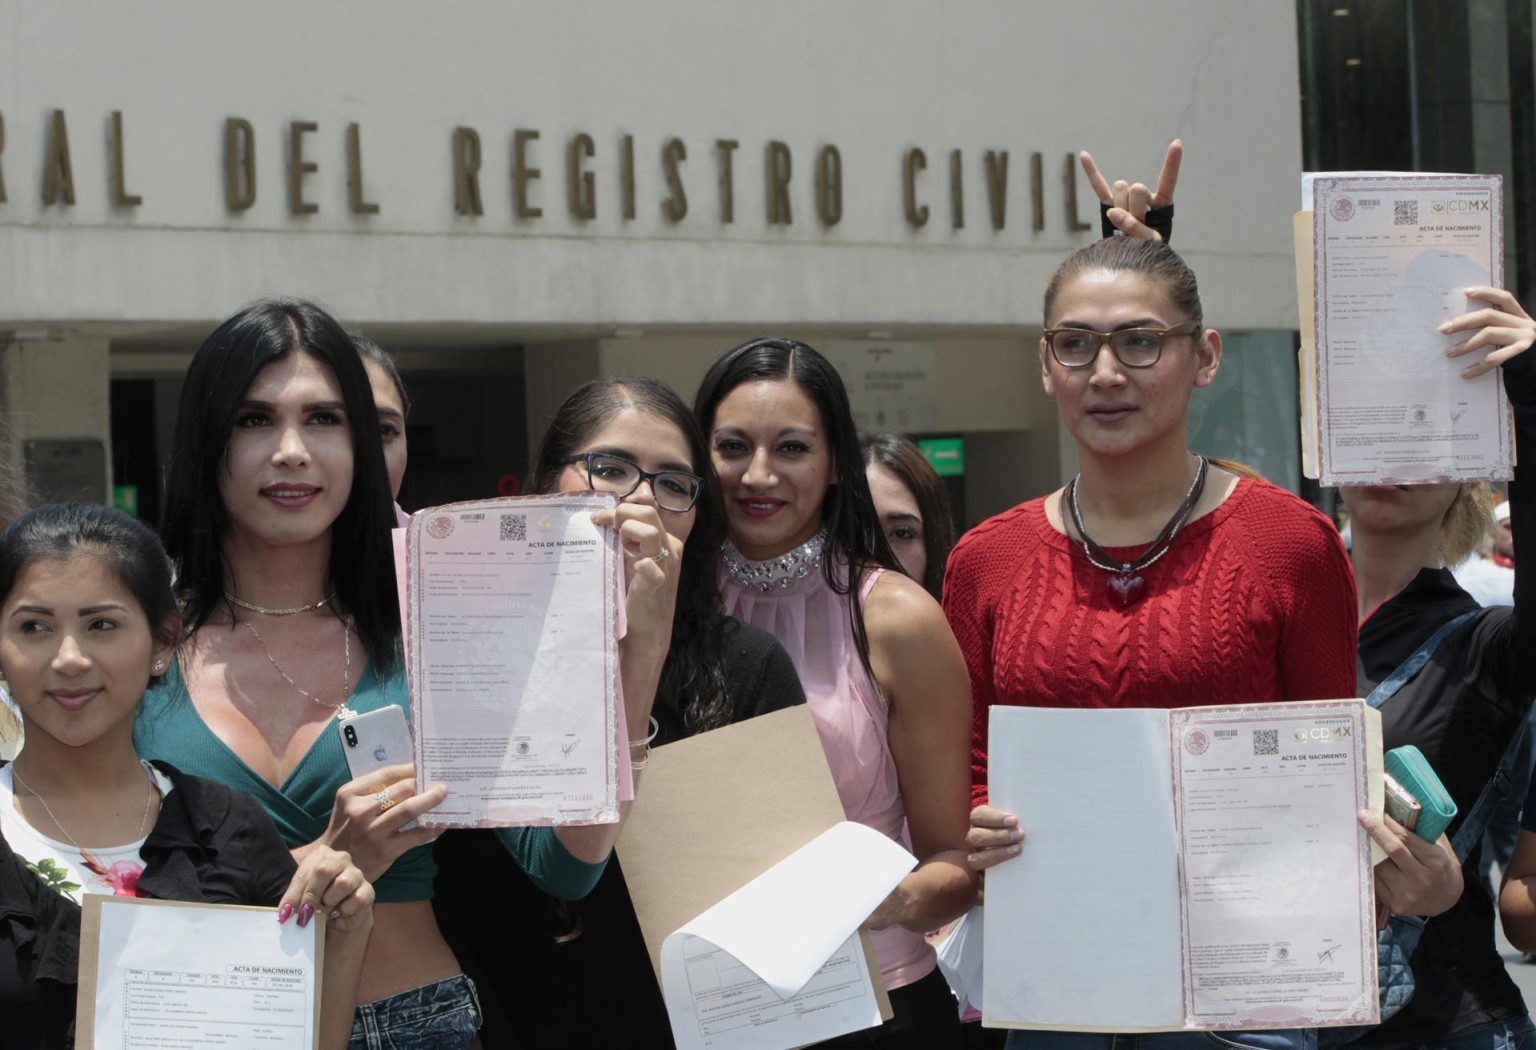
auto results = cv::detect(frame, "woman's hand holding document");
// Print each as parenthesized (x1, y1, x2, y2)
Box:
(982, 700, 1382, 1033)
(660, 821, 917, 1050)
(1298, 172, 1512, 484)
(401, 494, 624, 828)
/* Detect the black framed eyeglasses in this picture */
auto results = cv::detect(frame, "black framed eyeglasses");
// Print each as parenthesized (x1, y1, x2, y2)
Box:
(559, 452, 705, 513)
(1042, 321, 1202, 369)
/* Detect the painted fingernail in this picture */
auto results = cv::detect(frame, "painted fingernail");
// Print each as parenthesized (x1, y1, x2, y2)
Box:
(298, 903, 315, 927)
(276, 902, 294, 925)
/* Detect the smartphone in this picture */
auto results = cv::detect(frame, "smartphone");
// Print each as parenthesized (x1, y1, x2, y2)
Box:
(337, 707, 418, 830)
(1383, 773, 1423, 833)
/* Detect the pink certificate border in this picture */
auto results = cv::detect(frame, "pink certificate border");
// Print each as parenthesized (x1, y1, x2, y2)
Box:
(404, 492, 621, 828)
(1312, 174, 1511, 486)
(1169, 700, 1377, 1030)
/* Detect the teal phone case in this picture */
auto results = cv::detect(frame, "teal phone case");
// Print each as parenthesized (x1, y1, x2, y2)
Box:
(1384, 745, 1457, 841)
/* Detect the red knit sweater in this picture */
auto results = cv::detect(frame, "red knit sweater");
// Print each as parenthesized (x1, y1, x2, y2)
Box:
(943, 476, 1359, 806)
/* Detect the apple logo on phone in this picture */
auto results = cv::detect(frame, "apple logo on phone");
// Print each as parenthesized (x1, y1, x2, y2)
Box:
(374, 746, 389, 762)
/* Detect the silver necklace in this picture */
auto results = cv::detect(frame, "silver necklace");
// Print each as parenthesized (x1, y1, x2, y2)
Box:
(224, 591, 335, 616)
(721, 528, 827, 592)
(1065, 455, 1208, 606)
(11, 762, 157, 851)
(243, 617, 357, 720)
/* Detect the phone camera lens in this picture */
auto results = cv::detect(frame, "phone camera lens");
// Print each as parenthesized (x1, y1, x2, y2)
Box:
(344, 726, 357, 746)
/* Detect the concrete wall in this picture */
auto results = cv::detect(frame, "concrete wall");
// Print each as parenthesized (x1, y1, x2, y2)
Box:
(0, 0, 1303, 330)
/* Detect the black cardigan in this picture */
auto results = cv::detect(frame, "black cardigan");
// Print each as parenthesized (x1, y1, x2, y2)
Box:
(1356, 351, 1536, 1043)
(0, 761, 297, 1050)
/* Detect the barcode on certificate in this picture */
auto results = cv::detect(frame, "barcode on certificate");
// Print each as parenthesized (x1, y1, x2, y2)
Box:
(460, 513, 485, 523)
(1253, 729, 1279, 756)
(500, 514, 527, 541)
(1214, 729, 1238, 740)
(1393, 199, 1418, 226)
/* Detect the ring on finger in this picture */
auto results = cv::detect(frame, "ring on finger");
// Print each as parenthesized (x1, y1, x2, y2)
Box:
(376, 788, 396, 813)
(652, 546, 672, 563)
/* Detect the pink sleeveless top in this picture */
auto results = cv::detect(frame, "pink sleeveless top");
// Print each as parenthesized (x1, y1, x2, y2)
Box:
(719, 533, 936, 991)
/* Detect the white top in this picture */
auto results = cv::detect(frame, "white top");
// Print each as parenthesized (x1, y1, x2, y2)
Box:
(1453, 556, 1515, 607)
(0, 761, 172, 902)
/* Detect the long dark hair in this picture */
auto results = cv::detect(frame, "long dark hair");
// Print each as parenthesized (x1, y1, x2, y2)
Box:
(861, 432, 957, 600)
(694, 338, 899, 677)
(159, 298, 400, 672)
(0, 503, 180, 652)
(532, 376, 733, 735)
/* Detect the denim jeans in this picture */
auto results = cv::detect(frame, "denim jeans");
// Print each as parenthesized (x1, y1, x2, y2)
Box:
(1004, 1028, 1317, 1050)
(1353, 1015, 1536, 1050)
(347, 973, 481, 1050)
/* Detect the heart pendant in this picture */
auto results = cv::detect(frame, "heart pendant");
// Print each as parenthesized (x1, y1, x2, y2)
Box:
(1108, 574, 1144, 606)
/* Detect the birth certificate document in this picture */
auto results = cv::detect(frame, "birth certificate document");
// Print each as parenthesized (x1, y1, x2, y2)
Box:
(1312, 174, 1510, 484)
(1172, 702, 1376, 1029)
(405, 494, 621, 827)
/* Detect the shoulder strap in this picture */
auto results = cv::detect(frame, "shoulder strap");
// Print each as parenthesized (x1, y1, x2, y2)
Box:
(1450, 714, 1532, 861)
(859, 566, 885, 602)
(1366, 610, 1481, 709)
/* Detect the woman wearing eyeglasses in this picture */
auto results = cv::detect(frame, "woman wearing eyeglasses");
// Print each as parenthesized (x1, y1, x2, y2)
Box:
(433, 376, 806, 1047)
(953, 236, 1358, 1049)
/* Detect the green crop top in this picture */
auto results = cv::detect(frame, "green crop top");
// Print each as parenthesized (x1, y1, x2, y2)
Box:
(135, 659, 606, 904)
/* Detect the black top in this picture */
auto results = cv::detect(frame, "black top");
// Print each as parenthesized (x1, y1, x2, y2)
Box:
(433, 615, 806, 1049)
(0, 761, 297, 1050)
(1357, 352, 1536, 1043)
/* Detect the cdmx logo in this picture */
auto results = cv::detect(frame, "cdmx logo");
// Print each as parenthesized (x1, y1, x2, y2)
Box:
(1294, 726, 1353, 742)
(1430, 199, 1490, 213)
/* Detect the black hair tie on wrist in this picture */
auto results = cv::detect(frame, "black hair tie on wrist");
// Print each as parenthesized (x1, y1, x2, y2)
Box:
(1099, 201, 1175, 245)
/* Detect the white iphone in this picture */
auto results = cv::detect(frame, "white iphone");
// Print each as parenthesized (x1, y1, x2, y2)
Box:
(337, 706, 418, 830)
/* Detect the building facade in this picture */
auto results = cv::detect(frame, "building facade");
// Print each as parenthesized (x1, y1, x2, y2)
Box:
(0, 0, 1307, 524)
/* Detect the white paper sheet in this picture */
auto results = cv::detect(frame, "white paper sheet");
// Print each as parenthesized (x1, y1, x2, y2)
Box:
(404, 494, 621, 827)
(983, 706, 1184, 1031)
(1310, 172, 1510, 484)
(660, 821, 916, 1050)
(82, 895, 318, 1049)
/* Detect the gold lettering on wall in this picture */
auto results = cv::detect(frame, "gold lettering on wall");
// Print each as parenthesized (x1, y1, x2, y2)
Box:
(766, 141, 792, 225)
(1030, 151, 1044, 231)
(815, 144, 842, 227)
(715, 139, 738, 224)
(1064, 151, 1091, 232)
(513, 129, 542, 219)
(568, 133, 596, 220)
(903, 148, 928, 228)
(621, 134, 636, 221)
(288, 120, 319, 215)
(949, 149, 963, 229)
(42, 109, 75, 206)
(346, 123, 379, 215)
(109, 111, 142, 207)
(452, 127, 483, 216)
(661, 137, 688, 223)
(984, 150, 1007, 231)
(0, 112, 8, 204)
(224, 118, 256, 211)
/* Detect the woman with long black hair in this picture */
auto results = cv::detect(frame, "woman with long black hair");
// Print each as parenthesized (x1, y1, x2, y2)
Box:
(135, 298, 649, 1048)
(696, 341, 978, 1048)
